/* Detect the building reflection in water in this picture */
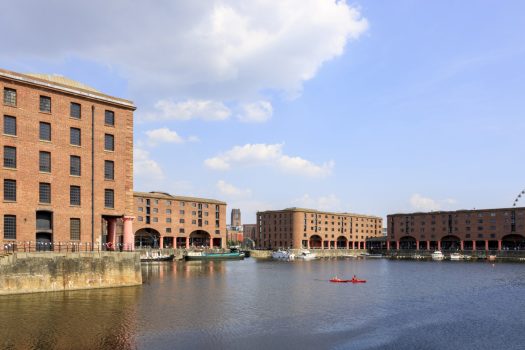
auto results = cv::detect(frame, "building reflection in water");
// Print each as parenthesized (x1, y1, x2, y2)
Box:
(0, 285, 141, 350)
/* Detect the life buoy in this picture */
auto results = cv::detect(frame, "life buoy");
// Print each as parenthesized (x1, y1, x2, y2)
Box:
(107, 242, 113, 249)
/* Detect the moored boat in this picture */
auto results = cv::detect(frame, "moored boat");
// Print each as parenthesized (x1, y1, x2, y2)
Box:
(330, 276, 367, 283)
(185, 251, 245, 261)
(431, 250, 444, 261)
(272, 249, 295, 261)
(140, 252, 174, 262)
(449, 252, 463, 261)
(296, 249, 318, 260)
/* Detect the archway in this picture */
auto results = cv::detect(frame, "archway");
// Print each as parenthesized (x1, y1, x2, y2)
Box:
(441, 235, 461, 251)
(399, 236, 416, 250)
(309, 235, 322, 249)
(336, 236, 347, 249)
(189, 230, 211, 247)
(135, 228, 161, 248)
(36, 232, 53, 251)
(502, 234, 525, 250)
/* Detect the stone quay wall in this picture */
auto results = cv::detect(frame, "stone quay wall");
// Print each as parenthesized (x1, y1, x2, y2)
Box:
(250, 249, 367, 259)
(0, 251, 142, 295)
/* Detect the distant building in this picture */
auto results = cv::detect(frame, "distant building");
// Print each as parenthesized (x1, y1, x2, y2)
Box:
(231, 208, 241, 227)
(256, 208, 383, 249)
(243, 224, 257, 241)
(134, 192, 227, 249)
(387, 207, 525, 251)
(0, 68, 135, 250)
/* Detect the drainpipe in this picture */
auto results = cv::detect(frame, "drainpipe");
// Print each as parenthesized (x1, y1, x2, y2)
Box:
(91, 105, 95, 251)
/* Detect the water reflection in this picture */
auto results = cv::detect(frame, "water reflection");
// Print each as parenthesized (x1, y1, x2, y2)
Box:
(0, 286, 140, 350)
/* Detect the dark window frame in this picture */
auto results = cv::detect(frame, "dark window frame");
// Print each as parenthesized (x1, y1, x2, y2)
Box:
(105, 110, 115, 126)
(104, 189, 114, 208)
(70, 186, 81, 206)
(3, 88, 17, 106)
(104, 134, 114, 151)
(39, 96, 51, 113)
(70, 127, 81, 146)
(104, 160, 114, 180)
(3, 179, 16, 201)
(39, 151, 51, 172)
(70, 102, 81, 119)
(70, 155, 81, 176)
(3, 115, 16, 136)
(3, 215, 16, 240)
(70, 218, 81, 241)
(39, 122, 51, 141)
(39, 182, 51, 204)
(3, 146, 16, 168)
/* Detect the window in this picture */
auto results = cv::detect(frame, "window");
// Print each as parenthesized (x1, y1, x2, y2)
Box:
(166, 209, 172, 214)
(105, 110, 115, 126)
(39, 151, 51, 172)
(70, 102, 81, 119)
(137, 216, 143, 222)
(3, 215, 16, 239)
(104, 160, 114, 180)
(104, 189, 114, 208)
(3, 115, 16, 136)
(179, 219, 185, 223)
(179, 228, 185, 233)
(3, 88, 16, 106)
(104, 134, 114, 151)
(70, 186, 81, 206)
(3, 179, 16, 201)
(70, 155, 81, 176)
(3, 146, 16, 168)
(39, 122, 51, 141)
(192, 220, 196, 224)
(70, 128, 81, 146)
(166, 218, 172, 223)
(180, 210, 185, 215)
(39, 183, 51, 203)
(166, 228, 172, 233)
(138, 207, 143, 212)
(40, 96, 51, 113)
(153, 217, 158, 223)
(153, 208, 158, 213)
(70, 218, 81, 240)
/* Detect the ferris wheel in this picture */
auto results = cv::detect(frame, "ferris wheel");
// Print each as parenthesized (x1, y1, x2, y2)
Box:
(513, 189, 525, 207)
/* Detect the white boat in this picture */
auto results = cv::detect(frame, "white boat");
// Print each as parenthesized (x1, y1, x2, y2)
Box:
(450, 252, 463, 261)
(431, 250, 444, 261)
(296, 250, 317, 260)
(272, 249, 295, 261)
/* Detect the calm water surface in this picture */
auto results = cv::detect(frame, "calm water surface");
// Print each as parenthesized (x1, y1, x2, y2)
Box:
(1, 258, 524, 350)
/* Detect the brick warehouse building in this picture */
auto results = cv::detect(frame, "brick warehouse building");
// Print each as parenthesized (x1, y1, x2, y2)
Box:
(133, 192, 227, 249)
(0, 68, 135, 250)
(387, 207, 525, 251)
(256, 208, 383, 250)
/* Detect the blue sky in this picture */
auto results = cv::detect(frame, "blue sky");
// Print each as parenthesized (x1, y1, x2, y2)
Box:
(2, 0, 524, 224)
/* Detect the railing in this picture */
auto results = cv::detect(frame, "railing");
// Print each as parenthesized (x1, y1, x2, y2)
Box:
(2, 242, 135, 253)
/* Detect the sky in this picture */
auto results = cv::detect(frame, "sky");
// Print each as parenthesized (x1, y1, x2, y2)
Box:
(1, 0, 524, 224)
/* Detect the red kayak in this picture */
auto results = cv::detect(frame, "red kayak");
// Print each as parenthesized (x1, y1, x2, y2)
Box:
(330, 278, 366, 283)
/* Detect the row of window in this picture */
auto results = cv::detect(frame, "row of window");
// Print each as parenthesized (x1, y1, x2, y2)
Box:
(3, 179, 114, 208)
(4, 146, 114, 179)
(136, 207, 212, 216)
(3, 215, 81, 240)
(3, 116, 115, 150)
(3, 87, 116, 125)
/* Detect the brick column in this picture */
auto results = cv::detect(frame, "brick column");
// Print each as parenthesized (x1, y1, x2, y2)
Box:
(210, 237, 213, 249)
(159, 236, 164, 249)
(437, 241, 441, 251)
(426, 240, 430, 250)
(186, 237, 190, 249)
(472, 240, 476, 251)
(387, 241, 391, 250)
(485, 240, 489, 251)
(396, 240, 400, 250)
(123, 216, 134, 251)
(416, 240, 419, 250)
(460, 240, 464, 251)
(498, 240, 502, 251)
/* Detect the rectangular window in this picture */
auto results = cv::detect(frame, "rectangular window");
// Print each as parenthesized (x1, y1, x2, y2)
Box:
(3, 215, 16, 240)
(104, 160, 114, 180)
(70, 218, 81, 240)
(105, 110, 115, 126)
(39, 182, 51, 203)
(70, 102, 81, 119)
(166, 218, 172, 223)
(104, 134, 114, 151)
(3, 88, 16, 106)
(138, 216, 143, 221)
(104, 189, 114, 208)
(179, 219, 185, 223)
(3, 115, 16, 136)
(166, 209, 171, 214)
(179, 228, 185, 233)
(39, 151, 51, 172)
(153, 217, 158, 223)
(40, 96, 51, 113)
(70, 155, 81, 176)
(70, 128, 81, 146)
(166, 228, 171, 233)
(3, 179, 16, 201)
(70, 186, 81, 206)
(3, 146, 16, 168)
(39, 122, 51, 141)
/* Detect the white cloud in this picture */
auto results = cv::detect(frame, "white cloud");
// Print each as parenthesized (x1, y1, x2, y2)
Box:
(2, 1, 368, 100)
(237, 101, 273, 123)
(145, 127, 198, 146)
(204, 143, 333, 177)
(216, 180, 252, 198)
(292, 194, 342, 211)
(134, 147, 164, 180)
(409, 194, 457, 211)
(144, 99, 231, 121)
